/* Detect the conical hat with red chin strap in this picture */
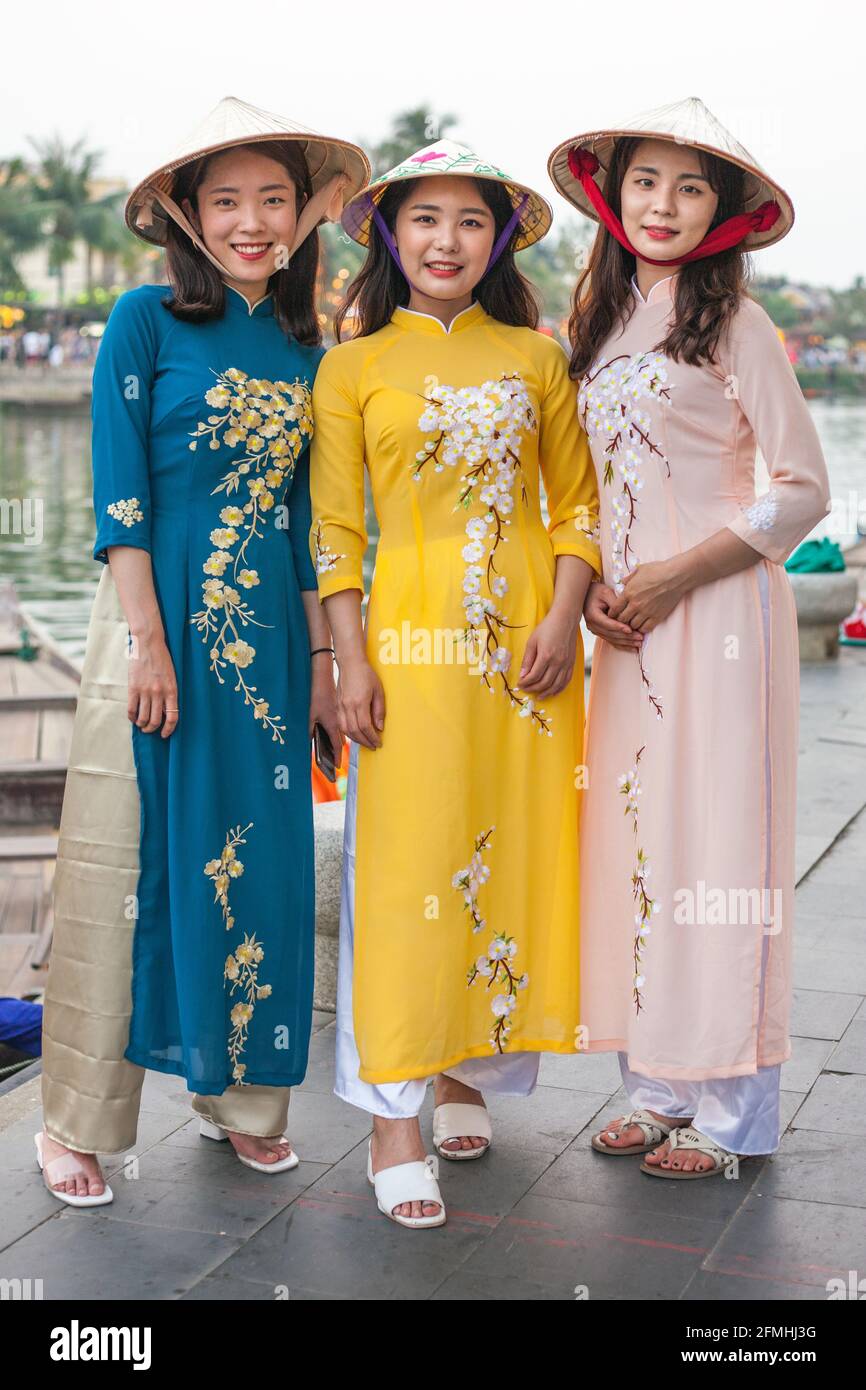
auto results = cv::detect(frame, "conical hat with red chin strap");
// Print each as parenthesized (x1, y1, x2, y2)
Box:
(548, 96, 793, 253)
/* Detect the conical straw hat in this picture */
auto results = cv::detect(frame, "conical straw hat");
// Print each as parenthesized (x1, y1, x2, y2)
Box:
(548, 97, 793, 251)
(341, 139, 552, 250)
(125, 95, 371, 275)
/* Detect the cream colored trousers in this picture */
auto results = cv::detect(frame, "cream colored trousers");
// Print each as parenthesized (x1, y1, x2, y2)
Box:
(40, 567, 290, 1154)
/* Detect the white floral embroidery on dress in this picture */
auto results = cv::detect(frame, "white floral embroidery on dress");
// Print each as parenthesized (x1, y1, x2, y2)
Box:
(618, 746, 660, 1015)
(413, 374, 553, 734)
(107, 498, 144, 527)
(578, 351, 672, 591)
(312, 519, 347, 574)
(743, 487, 780, 532)
(579, 351, 671, 721)
(452, 827, 528, 1052)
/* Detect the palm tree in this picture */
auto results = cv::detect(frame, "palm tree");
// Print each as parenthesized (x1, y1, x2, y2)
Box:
(0, 156, 46, 295)
(25, 135, 129, 303)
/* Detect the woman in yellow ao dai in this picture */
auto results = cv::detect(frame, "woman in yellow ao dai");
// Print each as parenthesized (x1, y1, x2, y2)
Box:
(309, 143, 600, 1223)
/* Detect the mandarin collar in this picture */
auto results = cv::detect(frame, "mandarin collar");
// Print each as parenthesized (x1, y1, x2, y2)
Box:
(391, 300, 487, 336)
(223, 282, 275, 318)
(630, 273, 679, 307)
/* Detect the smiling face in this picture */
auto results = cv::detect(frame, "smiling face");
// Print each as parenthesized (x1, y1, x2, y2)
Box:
(619, 138, 719, 262)
(392, 176, 496, 301)
(181, 148, 301, 286)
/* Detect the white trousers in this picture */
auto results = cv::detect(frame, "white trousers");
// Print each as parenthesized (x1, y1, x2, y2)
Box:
(617, 1054, 781, 1154)
(334, 742, 540, 1119)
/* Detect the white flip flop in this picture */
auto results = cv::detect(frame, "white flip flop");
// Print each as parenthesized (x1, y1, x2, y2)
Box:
(433, 1102, 492, 1161)
(640, 1124, 745, 1179)
(366, 1139, 446, 1228)
(34, 1132, 114, 1207)
(198, 1117, 299, 1172)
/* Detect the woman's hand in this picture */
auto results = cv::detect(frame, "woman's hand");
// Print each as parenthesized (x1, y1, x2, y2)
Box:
(518, 607, 581, 699)
(606, 559, 689, 632)
(583, 581, 645, 651)
(336, 653, 386, 750)
(308, 652, 343, 757)
(128, 629, 179, 737)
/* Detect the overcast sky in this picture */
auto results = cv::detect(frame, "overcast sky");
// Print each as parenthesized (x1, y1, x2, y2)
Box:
(4, 0, 862, 287)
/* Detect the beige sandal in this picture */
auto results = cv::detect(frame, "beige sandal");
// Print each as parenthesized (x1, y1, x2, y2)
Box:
(640, 1124, 744, 1178)
(591, 1108, 691, 1156)
(433, 1103, 492, 1161)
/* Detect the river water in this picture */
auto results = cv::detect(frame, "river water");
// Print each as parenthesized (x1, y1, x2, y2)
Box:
(0, 398, 864, 665)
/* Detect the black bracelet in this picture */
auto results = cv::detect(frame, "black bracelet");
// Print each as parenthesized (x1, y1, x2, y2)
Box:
(310, 647, 335, 657)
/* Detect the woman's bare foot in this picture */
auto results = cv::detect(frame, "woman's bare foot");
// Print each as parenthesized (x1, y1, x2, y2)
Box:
(644, 1135, 715, 1173)
(433, 1073, 489, 1154)
(222, 1129, 294, 1164)
(39, 1134, 107, 1197)
(371, 1116, 442, 1221)
(594, 1110, 693, 1150)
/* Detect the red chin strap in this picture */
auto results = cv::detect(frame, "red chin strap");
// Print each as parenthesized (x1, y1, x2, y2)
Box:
(567, 146, 780, 267)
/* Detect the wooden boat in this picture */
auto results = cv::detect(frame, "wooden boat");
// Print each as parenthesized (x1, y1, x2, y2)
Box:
(0, 588, 79, 998)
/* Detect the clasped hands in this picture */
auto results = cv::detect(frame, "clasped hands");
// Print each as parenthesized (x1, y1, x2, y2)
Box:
(583, 558, 691, 651)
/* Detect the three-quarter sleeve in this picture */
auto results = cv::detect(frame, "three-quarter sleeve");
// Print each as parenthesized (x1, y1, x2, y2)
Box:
(285, 446, 318, 591)
(91, 289, 157, 565)
(537, 339, 602, 575)
(309, 346, 367, 601)
(723, 299, 831, 564)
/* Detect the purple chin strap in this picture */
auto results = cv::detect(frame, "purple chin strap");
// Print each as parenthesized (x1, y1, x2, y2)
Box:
(366, 190, 529, 292)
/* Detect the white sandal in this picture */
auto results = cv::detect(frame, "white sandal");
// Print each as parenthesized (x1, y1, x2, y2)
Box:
(366, 1139, 446, 1228)
(433, 1102, 492, 1161)
(640, 1124, 742, 1178)
(198, 1117, 299, 1173)
(34, 1132, 114, 1207)
(591, 1107, 690, 1156)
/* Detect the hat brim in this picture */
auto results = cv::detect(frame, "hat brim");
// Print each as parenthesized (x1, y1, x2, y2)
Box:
(547, 129, 794, 251)
(126, 133, 371, 248)
(341, 170, 552, 251)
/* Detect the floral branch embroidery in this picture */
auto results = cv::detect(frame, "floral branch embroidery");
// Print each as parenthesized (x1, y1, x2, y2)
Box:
(618, 747, 660, 1015)
(204, 822, 272, 1085)
(413, 375, 551, 733)
(107, 497, 144, 527)
(453, 826, 528, 1052)
(204, 821, 252, 930)
(744, 487, 780, 532)
(313, 519, 347, 574)
(579, 351, 671, 721)
(225, 934, 271, 1087)
(188, 368, 313, 743)
(451, 827, 495, 933)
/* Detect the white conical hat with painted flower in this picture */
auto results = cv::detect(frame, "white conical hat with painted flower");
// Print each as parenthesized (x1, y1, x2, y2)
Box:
(341, 139, 552, 249)
(548, 97, 793, 250)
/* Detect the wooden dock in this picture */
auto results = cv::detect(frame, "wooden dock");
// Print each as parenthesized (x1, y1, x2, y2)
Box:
(0, 600, 80, 1000)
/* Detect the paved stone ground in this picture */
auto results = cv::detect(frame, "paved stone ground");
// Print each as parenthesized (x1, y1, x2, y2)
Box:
(0, 648, 864, 1301)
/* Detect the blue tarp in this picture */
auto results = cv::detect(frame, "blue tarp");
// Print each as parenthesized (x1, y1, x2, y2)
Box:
(0, 997, 42, 1057)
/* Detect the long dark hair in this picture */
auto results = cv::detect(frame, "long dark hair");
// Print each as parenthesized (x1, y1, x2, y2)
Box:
(568, 137, 752, 378)
(335, 177, 539, 341)
(162, 139, 321, 347)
